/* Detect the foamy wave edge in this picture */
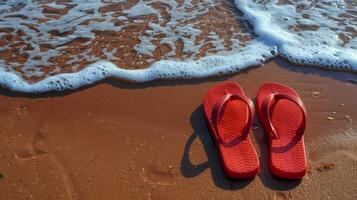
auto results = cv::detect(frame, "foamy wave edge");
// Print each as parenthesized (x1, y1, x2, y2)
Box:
(0, 0, 356, 93)
(0, 42, 276, 93)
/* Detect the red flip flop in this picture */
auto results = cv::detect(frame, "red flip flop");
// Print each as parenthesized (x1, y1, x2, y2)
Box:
(203, 81, 259, 179)
(256, 82, 307, 179)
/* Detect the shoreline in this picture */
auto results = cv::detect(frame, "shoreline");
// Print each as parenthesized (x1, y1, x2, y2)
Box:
(1, 55, 356, 95)
(0, 59, 356, 199)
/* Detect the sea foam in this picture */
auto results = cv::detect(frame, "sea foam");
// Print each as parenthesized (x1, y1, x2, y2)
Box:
(234, 0, 356, 70)
(0, 0, 356, 93)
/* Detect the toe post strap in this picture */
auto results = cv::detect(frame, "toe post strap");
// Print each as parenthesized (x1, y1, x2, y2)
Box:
(211, 93, 255, 146)
(261, 92, 307, 140)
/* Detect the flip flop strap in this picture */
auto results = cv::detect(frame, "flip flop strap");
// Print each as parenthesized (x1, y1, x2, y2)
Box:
(211, 93, 255, 146)
(261, 92, 307, 140)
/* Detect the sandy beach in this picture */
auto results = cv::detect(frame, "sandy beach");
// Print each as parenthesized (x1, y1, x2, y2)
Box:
(0, 59, 356, 199)
(0, 0, 356, 199)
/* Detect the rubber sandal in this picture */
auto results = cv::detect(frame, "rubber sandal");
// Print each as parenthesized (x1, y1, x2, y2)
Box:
(256, 82, 307, 179)
(203, 81, 259, 179)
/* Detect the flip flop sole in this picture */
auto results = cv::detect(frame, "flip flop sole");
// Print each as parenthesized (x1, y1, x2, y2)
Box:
(203, 81, 259, 179)
(257, 82, 307, 179)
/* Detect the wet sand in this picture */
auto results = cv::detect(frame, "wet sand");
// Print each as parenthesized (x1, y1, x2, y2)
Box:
(0, 59, 356, 199)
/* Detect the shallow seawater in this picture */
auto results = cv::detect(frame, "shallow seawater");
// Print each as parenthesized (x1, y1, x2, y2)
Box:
(0, 0, 254, 82)
(0, 0, 356, 92)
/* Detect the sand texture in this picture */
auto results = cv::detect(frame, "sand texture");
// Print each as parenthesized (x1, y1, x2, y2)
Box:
(0, 59, 356, 199)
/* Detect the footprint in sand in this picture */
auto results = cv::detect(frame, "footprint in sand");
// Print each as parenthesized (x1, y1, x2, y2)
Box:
(15, 148, 36, 159)
(15, 147, 78, 200)
(15, 148, 47, 159)
(15, 127, 48, 159)
(142, 161, 179, 186)
(33, 127, 47, 147)
(271, 192, 292, 200)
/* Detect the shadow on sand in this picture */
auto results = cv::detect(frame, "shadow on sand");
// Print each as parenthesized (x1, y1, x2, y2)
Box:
(180, 104, 302, 190)
(180, 105, 252, 190)
(276, 58, 357, 85)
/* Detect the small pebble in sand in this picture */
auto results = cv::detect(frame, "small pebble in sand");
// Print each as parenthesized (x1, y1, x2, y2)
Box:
(331, 111, 336, 115)
(345, 115, 350, 119)
(312, 87, 323, 97)
(327, 116, 334, 120)
(168, 165, 173, 169)
(316, 162, 336, 172)
(340, 103, 344, 106)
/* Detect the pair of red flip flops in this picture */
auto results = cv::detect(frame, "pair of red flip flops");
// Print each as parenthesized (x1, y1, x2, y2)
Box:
(203, 82, 307, 180)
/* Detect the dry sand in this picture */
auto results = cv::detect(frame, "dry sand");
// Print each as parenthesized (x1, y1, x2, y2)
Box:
(0, 59, 356, 199)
